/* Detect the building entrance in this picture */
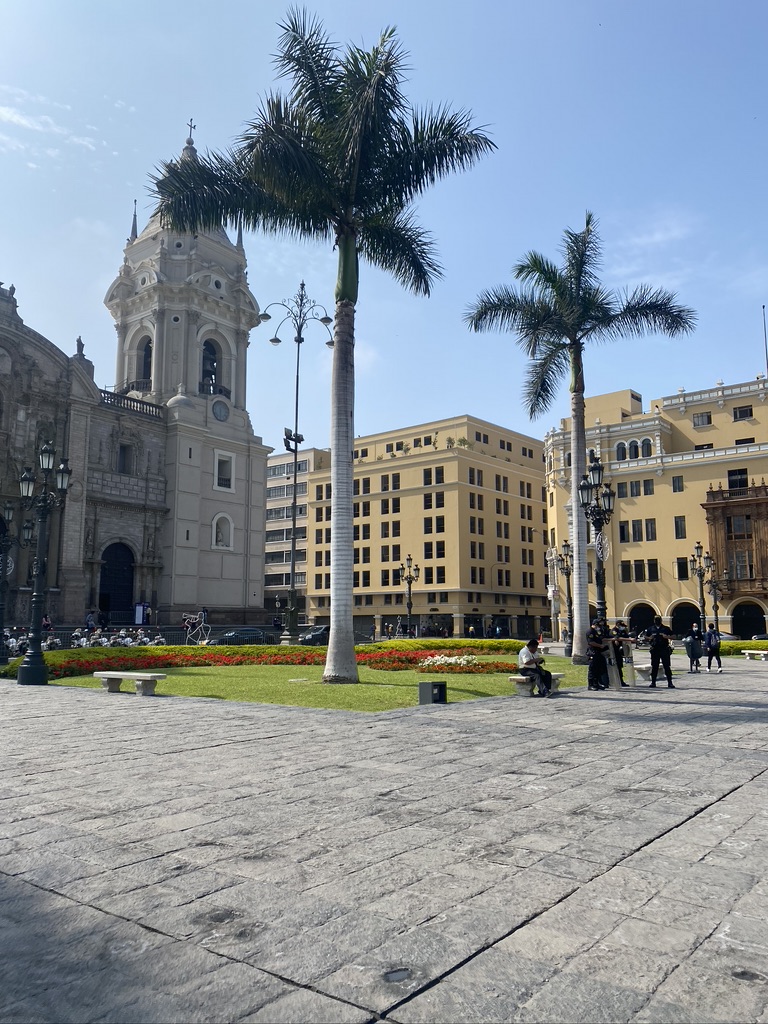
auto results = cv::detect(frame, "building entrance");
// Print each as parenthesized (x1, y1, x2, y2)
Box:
(99, 543, 135, 624)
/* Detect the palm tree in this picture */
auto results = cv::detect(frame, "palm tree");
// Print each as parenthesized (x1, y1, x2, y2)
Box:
(465, 213, 696, 661)
(152, 8, 494, 682)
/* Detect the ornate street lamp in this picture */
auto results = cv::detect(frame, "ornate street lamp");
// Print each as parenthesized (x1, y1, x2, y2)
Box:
(17, 443, 71, 686)
(399, 554, 420, 638)
(0, 501, 33, 666)
(689, 542, 709, 634)
(261, 282, 332, 645)
(578, 449, 615, 623)
(557, 539, 574, 658)
(705, 559, 727, 634)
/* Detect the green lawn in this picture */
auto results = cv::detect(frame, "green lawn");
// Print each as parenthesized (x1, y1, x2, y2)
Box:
(52, 656, 587, 712)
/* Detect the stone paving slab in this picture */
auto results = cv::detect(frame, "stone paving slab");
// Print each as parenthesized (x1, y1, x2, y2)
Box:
(1, 656, 768, 1023)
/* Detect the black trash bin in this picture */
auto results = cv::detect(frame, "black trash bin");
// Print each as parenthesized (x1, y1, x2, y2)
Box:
(419, 681, 447, 704)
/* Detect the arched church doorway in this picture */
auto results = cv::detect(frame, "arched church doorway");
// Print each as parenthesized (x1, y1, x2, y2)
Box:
(99, 543, 135, 625)
(671, 602, 700, 637)
(731, 602, 766, 640)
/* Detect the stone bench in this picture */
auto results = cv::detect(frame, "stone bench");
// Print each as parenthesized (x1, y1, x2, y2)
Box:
(94, 671, 167, 696)
(632, 663, 653, 683)
(509, 673, 564, 697)
(741, 650, 768, 661)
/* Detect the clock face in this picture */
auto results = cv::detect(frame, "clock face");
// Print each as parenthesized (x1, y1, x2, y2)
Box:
(212, 400, 230, 422)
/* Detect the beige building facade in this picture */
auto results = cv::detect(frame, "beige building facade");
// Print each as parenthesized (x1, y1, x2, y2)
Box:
(546, 378, 768, 639)
(269, 416, 550, 639)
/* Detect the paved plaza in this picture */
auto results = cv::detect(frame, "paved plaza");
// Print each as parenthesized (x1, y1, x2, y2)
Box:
(2, 653, 768, 1023)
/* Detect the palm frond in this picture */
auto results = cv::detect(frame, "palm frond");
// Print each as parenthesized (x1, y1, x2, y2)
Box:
(521, 343, 572, 419)
(604, 284, 698, 339)
(560, 210, 601, 296)
(275, 7, 340, 124)
(360, 208, 441, 296)
(465, 285, 566, 353)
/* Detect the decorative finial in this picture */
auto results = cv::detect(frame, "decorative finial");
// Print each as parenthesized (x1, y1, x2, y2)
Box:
(129, 199, 138, 243)
(186, 118, 196, 144)
(182, 121, 199, 162)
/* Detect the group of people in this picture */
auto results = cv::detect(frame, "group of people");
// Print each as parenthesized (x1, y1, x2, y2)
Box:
(519, 617, 726, 698)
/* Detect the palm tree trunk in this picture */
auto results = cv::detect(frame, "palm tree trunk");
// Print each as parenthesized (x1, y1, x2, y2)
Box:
(570, 353, 589, 663)
(322, 297, 359, 683)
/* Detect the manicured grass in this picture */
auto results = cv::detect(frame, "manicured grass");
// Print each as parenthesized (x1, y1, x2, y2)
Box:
(52, 656, 587, 712)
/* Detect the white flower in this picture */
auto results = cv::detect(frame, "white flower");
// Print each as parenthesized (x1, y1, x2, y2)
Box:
(418, 654, 479, 668)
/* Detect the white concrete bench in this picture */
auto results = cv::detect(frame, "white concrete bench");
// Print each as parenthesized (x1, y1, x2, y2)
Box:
(509, 673, 564, 697)
(632, 663, 653, 683)
(94, 671, 167, 696)
(741, 650, 768, 661)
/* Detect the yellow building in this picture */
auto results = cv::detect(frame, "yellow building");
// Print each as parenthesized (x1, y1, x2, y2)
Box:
(266, 416, 549, 639)
(546, 377, 768, 639)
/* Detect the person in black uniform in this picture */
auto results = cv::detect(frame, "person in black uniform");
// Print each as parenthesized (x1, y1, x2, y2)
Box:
(646, 615, 675, 688)
(586, 618, 610, 690)
(612, 620, 631, 687)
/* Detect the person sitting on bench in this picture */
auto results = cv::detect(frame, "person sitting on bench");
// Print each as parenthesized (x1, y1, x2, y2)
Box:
(518, 638, 553, 697)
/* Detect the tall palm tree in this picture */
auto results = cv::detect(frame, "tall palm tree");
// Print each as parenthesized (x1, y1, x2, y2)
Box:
(152, 8, 494, 682)
(465, 213, 696, 661)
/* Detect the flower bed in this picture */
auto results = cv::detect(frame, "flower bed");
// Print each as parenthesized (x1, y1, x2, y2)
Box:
(0, 643, 520, 681)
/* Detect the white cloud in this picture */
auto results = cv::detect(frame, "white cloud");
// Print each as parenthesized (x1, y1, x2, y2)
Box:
(0, 131, 27, 152)
(0, 105, 68, 135)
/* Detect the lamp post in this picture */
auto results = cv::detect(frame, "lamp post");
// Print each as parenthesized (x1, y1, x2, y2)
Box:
(0, 501, 33, 666)
(689, 542, 708, 633)
(578, 449, 616, 623)
(557, 539, 574, 658)
(399, 554, 420, 638)
(705, 560, 727, 634)
(261, 282, 332, 645)
(17, 442, 71, 685)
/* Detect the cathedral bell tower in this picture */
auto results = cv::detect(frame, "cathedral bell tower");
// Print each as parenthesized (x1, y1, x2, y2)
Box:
(104, 132, 261, 410)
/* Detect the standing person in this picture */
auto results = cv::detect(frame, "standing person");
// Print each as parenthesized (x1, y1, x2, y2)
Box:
(683, 623, 704, 673)
(647, 615, 675, 688)
(586, 618, 610, 691)
(42, 614, 52, 632)
(704, 623, 723, 673)
(468, 624, 476, 638)
(85, 611, 96, 633)
(518, 638, 553, 697)
(612, 620, 631, 687)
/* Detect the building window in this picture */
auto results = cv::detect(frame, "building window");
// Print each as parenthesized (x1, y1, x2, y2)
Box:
(630, 480, 641, 498)
(423, 494, 433, 509)
(435, 492, 445, 508)
(435, 540, 445, 558)
(674, 515, 686, 540)
(631, 520, 643, 542)
(381, 570, 390, 587)
(693, 411, 712, 427)
(616, 442, 627, 461)
(424, 517, 433, 534)
(435, 466, 444, 484)
(728, 468, 748, 491)
(735, 437, 755, 446)
(672, 475, 684, 492)
(617, 482, 628, 498)
(726, 514, 752, 540)
(423, 468, 432, 486)
(391, 474, 400, 490)
(641, 439, 652, 458)
(392, 498, 400, 514)
(733, 405, 753, 421)
(214, 451, 234, 491)
(381, 474, 389, 492)
(619, 520, 629, 543)
(436, 567, 446, 585)
(647, 559, 659, 582)
(645, 519, 657, 541)
(381, 498, 389, 514)
(424, 542, 433, 559)
(435, 516, 445, 533)
(619, 560, 632, 583)
(643, 479, 654, 495)
(381, 545, 390, 561)
(634, 560, 645, 582)
(629, 441, 639, 459)
(117, 444, 133, 475)
(676, 557, 689, 581)
(424, 567, 434, 585)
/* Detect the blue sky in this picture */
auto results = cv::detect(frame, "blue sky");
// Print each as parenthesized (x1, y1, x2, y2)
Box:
(2, 1, 767, 452)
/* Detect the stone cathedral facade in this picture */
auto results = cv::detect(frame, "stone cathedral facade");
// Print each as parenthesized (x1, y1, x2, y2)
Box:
(0, 137, 271, 627)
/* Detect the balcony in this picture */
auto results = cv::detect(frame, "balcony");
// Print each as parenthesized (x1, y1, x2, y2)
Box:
(100, 390, 163, 418)
(705, 482, 768, 503)
(199, 381, 232, 400)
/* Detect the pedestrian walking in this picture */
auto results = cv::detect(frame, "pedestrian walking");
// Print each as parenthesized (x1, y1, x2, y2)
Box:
(704, 623, 723, 673)
(612, 620, 631, 686)
(646, 616, 675, 688)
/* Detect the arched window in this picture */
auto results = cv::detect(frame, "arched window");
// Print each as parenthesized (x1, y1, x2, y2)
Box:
(212, 514, 233, 549)
(628, 440, 639, 460)
(641, 438, 652, 458)
(616, 442, 627, 461)
(139, 336, 152, 382)
(202, 340, 220, 391)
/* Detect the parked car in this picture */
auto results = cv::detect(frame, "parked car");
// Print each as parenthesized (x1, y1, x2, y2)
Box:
(206, 628, 266, 646)
(715, 632, 739, 641)
(751, 633, 768, 641)
(299, 625, 330, 646)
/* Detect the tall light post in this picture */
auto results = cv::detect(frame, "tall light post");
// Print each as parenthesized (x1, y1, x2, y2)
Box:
(557, 539, 574, 658)
(0, 501, 33, 666)
(261, 282, 332, 645)
(578, 449, 616, 623)
(17, 442, 72, 686)
(399, 554, 420, 638)
(689, 541, 708, 633)
(706, 560, 727, 634)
